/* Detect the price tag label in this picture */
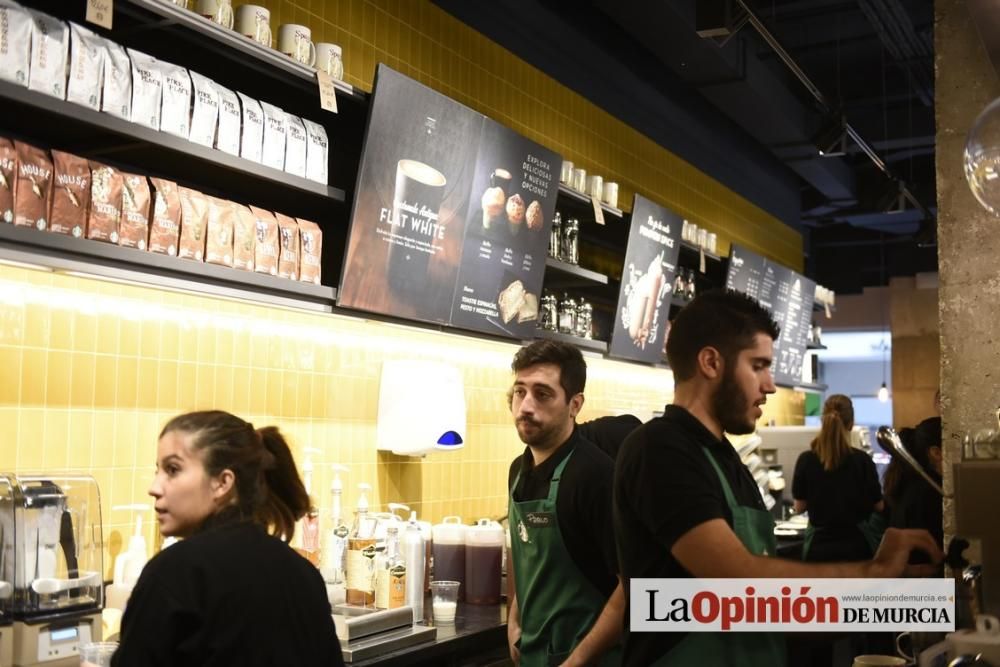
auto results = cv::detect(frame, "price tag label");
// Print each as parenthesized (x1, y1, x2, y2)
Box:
(590, 195, 605, 226)
(699, 248, 707, 274)
(317, 71, 338, 114)
(86, 0, 113, 29)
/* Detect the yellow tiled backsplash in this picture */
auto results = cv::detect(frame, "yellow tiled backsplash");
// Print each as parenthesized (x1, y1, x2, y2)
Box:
(270, 0, 802, 271)
(1, 265, 800, 576)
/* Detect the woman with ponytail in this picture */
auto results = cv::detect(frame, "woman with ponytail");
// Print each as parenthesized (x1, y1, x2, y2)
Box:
(791, 395, 884, 562)
(112, 410, 344, 667)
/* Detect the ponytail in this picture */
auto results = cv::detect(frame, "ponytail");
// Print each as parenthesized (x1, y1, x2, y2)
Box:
(255, 426, 310, 542)
(810, 394, 854, 471)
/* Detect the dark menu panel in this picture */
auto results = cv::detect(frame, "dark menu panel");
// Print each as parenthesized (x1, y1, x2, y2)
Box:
(609, 195, 683, 364)
(726, 245, 816, 386)
(338, 65, 558, 338)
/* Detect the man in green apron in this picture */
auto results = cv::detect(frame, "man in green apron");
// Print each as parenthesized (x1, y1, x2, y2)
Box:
(506, 340, 624, 666)
(614, 290, 944, 666)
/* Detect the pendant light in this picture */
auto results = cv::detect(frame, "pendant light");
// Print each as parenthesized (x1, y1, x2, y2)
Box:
(877, 234, 890, 403)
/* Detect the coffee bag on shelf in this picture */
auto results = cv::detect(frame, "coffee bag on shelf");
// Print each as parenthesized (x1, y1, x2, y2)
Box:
(275, 212, 299, 279)
(27, 9, 68, 100)
(87, 161, 122, 243)
(232, 204, 255, 271)
(237, 92, 263, 164)
(178, 186, 208, 261)
(259, 101, 286, 171)
(119, 172, 150, 249)
(159, 63, 192, 139)
(205, 195, 234, 267)
(284, 114, 307, 179)
(148, 177, 181, 256)
(0, 1, 31, 88)
(101, 39, 132, 120)
(0, 137, 16, 224)
(215, 84, 241, 156)
(248, 205, 278, 276)
(14, 142, 53, 230)
(50, 150, 91, 237)
(127, 48, 163, 130)
(296, 218, 322, 285)
(302, 118, 329, 185)
(67, 22, 104, 110)
(189, 72, 220, 148)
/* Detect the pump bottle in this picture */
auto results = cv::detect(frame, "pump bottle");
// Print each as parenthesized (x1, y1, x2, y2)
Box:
(346, 483, 378, 606)
(320, 464, 349, 605)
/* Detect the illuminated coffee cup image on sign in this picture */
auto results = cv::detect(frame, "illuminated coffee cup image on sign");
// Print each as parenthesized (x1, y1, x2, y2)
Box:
(387, 159, 448, 295)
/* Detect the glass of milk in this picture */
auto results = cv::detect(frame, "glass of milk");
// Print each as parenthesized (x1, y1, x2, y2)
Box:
(430, 580, 460, 625)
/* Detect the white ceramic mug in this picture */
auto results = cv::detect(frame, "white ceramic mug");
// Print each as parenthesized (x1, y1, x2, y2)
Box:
(235, 5, 271, 47)
(560, 160, 574, 184)
(277, 24, 316, 66)
(602, 181, 619, 208)
(196, 0, 233, 29)
(315, 42, 344, 80)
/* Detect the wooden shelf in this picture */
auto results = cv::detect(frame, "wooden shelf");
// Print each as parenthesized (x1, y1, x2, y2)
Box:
(557, 184, 624, 219)
(533, 327, 608, 353)
(0, 224, 336, 312)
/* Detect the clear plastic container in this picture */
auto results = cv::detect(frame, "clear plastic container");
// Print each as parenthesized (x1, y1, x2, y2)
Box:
(464, 519, 503, 605)
(432, 516, 467, 601)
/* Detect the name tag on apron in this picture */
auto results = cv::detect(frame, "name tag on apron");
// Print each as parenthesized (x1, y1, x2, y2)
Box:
(525, 512, 555, 527)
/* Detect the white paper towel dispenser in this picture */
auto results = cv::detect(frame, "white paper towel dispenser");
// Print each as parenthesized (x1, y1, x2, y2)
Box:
(376, 360, 466, 456)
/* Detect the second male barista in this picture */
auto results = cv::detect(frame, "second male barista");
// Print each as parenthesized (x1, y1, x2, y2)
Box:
(506, 340, 624, 666)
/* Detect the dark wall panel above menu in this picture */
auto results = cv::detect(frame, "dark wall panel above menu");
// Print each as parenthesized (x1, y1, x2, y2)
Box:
(338, 65, 557, 339)
(608, 194, 683, 363)
(726, 245, 816, 386)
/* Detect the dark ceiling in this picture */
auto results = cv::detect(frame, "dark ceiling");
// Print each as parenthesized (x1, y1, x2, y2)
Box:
(435, 0, 938, 295)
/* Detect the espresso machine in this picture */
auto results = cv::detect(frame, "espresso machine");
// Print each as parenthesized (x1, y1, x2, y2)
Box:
(0, 474, 103, 667)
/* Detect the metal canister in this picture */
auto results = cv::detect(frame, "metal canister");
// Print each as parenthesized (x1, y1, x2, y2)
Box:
(576, 301, 593, 339)
(540, 294, 558, 331)
(558, 294, 577, 334)
(562, 218, 580, 265)
(549, 211, 562, 259)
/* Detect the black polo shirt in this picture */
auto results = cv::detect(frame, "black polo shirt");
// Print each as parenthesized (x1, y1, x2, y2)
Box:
(613, 405, 766, 665)
(507, 427, 618, 598)
(792, 449, 882, 529)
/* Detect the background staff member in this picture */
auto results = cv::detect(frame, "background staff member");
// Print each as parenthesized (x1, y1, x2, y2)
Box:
(613, 290, 943, 667)
(112, 411, 343, 667)
(506, 340, 624, 666)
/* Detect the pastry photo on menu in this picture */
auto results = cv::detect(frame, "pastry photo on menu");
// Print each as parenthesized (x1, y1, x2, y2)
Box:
(495, 276, 539, 329)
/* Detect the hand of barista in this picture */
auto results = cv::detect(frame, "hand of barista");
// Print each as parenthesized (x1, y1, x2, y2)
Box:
(672, 519, 943, 579)
(508, 593, 522, 665)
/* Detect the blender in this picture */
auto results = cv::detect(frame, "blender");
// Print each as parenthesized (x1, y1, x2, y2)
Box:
(1, 474, 103, 667)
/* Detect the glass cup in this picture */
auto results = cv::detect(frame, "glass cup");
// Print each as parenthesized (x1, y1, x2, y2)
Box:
(80, 642, 118, 667)
(430, 580, 460, 624)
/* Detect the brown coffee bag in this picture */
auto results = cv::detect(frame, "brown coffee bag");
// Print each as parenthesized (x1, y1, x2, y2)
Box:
(275, 212, 299, 279)
(50, 150, 90, 237)
(0, 137, 17, 224)
(205, 196, 234, 267)
(87, 162, 122, 243)
(178, 186, 208, 261)
(232, 204, 255, 271)
(119, 172, 150, 249)
(148, 177, 181, 256)
(296, 218, 322, 285)
(14, 142, 53, 230)
(249, 205, 278, 276)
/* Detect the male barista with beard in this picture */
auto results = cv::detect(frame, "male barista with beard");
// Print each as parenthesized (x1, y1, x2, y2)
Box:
(506, 340, 624, 667)
(614, 289, 944, 666)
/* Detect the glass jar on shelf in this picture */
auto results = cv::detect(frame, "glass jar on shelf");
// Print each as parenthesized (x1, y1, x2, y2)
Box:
(549, 211, 562, 260)
(540, 294, 558, 331)
(558, 294, 577, 335)
(685, 269, 697, 300)
(561, 217, 579, 265)
(576, 301, 593, 339)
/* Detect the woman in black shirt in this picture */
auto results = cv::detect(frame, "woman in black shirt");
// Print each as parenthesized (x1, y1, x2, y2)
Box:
(884, 417, 943, 557)
(792, 395, 884, 562)
(112, 410, 343, 667)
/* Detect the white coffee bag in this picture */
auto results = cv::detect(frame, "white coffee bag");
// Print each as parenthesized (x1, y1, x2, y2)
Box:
(284, 113, 307, 179)
(101, 38, 131, 120)
(188, 72, 220, 148)
(237, 92, 263, 164)
(0, 1, 32, 88)
(159, 63, 191, 139)
(27, 9, 69, 100)
(259, 101, 286, 171)
(302, 118, 329, 185)
(127, 48, 162, 130)
(66, 23, 105, 110)
(215, 83, 241, 155)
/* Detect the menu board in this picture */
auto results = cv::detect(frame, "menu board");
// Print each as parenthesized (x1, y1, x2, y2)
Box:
(608, 195, 683, 363)
(726, 245, 816, 386)
(338, 65, 559, 339)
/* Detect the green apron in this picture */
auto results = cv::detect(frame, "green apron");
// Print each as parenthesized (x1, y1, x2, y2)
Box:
(651, 447, 786, 667)
(802, 511, 886, 560)
(509, 450, 622, 667)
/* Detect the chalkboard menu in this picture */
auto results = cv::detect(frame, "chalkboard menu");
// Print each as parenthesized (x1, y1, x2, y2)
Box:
(608, 195, 683, 364)
(338, 65, 559, 339)
(726, 245, 816, 386)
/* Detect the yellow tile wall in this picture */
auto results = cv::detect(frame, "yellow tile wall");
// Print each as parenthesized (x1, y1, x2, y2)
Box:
(261, 0, 802, 271)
